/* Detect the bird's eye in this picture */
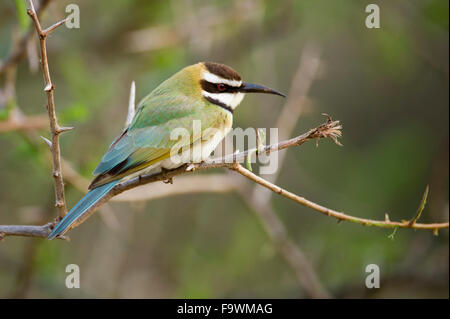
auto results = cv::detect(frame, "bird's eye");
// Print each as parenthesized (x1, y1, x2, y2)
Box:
(217, 83, 226, 92)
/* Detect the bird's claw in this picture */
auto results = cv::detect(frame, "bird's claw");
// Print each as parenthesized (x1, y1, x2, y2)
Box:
(161, 167, 174, 184)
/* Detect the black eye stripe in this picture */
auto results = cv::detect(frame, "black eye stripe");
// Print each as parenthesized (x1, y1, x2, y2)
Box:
(200, 80, 240, 94)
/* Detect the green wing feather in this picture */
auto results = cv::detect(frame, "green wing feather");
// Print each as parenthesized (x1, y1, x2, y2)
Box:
(89, 87, 224, 189)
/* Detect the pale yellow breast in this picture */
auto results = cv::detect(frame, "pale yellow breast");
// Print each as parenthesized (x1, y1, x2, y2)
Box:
(200, 110, 232, 160)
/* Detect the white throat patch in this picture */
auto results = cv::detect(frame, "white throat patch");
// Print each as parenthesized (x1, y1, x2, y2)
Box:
(202, 91, 245, 110)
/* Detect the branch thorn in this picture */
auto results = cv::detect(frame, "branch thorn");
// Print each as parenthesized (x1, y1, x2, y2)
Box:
(44, 83, 53, 92)
(40, 135, 52, 148)
(57, 126, 74, 134)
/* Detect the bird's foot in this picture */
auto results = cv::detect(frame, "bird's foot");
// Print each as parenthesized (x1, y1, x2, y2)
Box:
(161, 167, 174, 184)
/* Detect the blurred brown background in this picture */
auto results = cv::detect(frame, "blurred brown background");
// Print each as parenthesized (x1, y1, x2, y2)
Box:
(0, 0, 448, 298)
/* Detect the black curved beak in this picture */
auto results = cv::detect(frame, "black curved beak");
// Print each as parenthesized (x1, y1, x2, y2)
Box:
(239, 83, 286, 97)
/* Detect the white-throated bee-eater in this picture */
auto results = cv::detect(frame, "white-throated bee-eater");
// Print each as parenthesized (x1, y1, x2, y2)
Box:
(48, 62, 285, 239)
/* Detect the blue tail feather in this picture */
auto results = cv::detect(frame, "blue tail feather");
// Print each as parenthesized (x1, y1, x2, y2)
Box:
(48, 180, 120, 239)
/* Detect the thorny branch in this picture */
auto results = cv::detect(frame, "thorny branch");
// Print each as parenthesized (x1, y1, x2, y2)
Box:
(1, 115, 448, 240)
(0, 118, 337, 239)
(231, 164, 447, 232)
(27, 0, 70, 218)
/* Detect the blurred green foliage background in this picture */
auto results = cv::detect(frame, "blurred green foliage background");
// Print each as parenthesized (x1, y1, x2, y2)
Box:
(0, 0, 448, 298)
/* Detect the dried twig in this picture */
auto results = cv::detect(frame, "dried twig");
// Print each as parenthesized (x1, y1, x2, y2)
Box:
(0, 223, 65, 240)
(27, 0, 70, 218)
(408, 185, 429, 227)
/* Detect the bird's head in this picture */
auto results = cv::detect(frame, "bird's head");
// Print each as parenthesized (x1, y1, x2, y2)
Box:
(178, 62, 285, 112)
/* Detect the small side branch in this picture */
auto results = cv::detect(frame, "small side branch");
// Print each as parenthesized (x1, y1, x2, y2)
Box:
(27, 0, 70, 218)
(408, 185, 429, 227)
(0, 223, 54, 240)
(230, 164, 448, 231)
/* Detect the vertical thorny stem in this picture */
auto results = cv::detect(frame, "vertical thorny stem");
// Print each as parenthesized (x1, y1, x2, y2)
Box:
(27, 0, 70, 218)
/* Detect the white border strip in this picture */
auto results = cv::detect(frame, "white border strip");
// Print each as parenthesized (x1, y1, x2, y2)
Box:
(202, 71, 242, 87)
